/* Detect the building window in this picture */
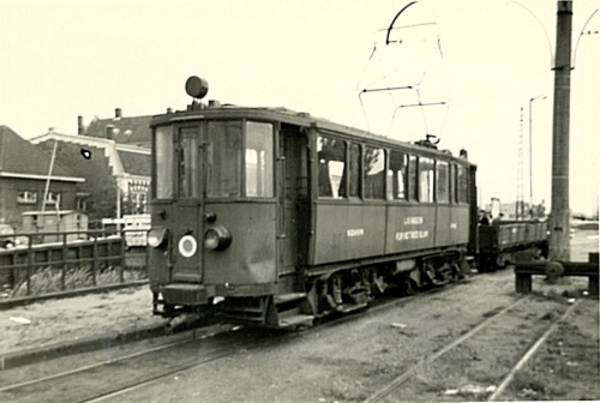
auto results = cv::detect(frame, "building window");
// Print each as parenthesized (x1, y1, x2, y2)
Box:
(17, 190, 37, 204)
(44, 192, 61, 207)
(76, 198, 86, 211)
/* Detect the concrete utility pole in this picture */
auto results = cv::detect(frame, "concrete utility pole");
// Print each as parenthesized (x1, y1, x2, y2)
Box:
(549, 1, 573, 261)
(529, 95, 545, 216)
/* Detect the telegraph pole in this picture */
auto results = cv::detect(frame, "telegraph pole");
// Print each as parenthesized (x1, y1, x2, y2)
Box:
(549, 1, 573, 261)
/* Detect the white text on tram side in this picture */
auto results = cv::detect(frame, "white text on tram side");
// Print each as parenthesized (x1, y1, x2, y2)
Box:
(395, 230, 429, 241)
(403, 216, 423, 225)
(347, 229, 365, 237)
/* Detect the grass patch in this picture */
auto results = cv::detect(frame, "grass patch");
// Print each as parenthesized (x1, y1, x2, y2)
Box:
(9, 265, 146, 298)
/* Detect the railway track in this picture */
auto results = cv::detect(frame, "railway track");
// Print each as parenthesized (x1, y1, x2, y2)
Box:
(362, 295, 582, 402)
(0, 278, 463, 403)
(0, 325, 288, 403)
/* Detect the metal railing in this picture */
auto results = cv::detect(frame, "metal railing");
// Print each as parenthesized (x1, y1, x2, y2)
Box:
(0, 227, 149, 308)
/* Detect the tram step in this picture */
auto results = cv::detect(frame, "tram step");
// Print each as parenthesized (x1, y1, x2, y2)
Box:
(335, 302, 369, 314)
(219, 306, 264, 314)
(274, 292, 307, 305)
(278, 314, 314, 328)
(220, 313, 264, 323)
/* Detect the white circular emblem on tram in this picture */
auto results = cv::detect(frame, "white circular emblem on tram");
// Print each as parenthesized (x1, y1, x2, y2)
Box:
(178, 235, 198, 258)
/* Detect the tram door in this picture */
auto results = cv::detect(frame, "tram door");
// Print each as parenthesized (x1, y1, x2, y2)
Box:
(278, 125, 310, 282)
(171, 126, 204, 283)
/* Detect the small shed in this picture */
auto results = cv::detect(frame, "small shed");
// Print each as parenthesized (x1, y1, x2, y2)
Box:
(21, 210, 89, 243)
(101, 213, 150, 247)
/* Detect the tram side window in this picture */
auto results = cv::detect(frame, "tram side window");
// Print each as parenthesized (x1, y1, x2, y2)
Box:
(457, 164, 468, 203)
(348, 144, 360, 197)
(155, 126, 174, 198)
(419, 157, 434, 202)
(436, 161, 449, 203)
(207, 121, 242, 197)
(408, 155, 418, 201)
(318, 135, 346, 198)
(387, 150, 407, 200)
(364, 147, 385, 199)
(245, 122, 274, 197)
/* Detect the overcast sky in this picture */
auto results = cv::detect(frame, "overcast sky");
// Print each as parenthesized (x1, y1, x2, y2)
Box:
(1, 0, 598, 215)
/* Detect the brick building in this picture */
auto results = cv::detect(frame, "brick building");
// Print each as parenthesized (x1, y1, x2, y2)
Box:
(79, 108, 153, 148)
(30, 130, 150, 219)
(0, 126, 84, 229)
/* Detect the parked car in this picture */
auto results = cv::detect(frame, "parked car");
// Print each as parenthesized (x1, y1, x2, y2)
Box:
(0, 224, 16, 248)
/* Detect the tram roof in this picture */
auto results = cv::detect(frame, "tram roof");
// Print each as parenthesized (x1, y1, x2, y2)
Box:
(151, 104, 475, 165)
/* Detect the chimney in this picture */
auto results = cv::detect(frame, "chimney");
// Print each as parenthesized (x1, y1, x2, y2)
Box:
(106, 125, 114, 140)
(77, 115, 84, 135)
(115, 108, 122, 119)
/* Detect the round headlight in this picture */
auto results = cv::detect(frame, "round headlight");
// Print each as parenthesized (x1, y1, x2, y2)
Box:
(204, 226, 232, 251)
(147, 227, 167, 248)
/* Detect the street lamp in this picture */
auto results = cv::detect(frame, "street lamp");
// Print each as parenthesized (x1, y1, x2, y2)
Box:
(529, 95, 546, 217)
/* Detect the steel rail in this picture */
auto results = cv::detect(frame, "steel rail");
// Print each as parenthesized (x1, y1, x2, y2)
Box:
(80, 288, 446, 403)
(82, 345, 242, 403)
(0, 276, 471, 401)
(487, 299, 583, 401)
(362, 296, 526, 403)
(0, 325, 233, 394)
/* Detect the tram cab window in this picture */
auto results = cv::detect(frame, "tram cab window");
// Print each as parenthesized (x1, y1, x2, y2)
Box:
(364, 147, 385, 199)
(436, 161, 449, 203)
(178, 127, 200, 198)
(155, 126, 174, 199)
(419, 157, 434, 202)
(245, 122, 274, 197)
(387, 150, 407, 200)
(207, 121, 242, 197)
(317, 135, 346, 199)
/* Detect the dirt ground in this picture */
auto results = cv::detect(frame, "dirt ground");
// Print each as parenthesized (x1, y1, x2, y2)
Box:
(0, 229, 597, 402)
(108, 264, 598, 402)
(0, 287, 165, 355)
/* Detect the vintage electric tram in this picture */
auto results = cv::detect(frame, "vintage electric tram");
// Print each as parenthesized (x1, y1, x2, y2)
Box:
(147, 76, 478, 328)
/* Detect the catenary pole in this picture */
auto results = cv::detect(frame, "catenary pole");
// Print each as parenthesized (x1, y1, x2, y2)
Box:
(549, 1, 573, 261)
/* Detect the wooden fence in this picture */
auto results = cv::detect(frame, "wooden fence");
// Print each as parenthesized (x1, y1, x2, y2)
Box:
(0, 228, 148, 308)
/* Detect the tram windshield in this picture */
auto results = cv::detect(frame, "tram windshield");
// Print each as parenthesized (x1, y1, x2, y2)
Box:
(153, 120, 274, 200)
(155, 126, 174, 199)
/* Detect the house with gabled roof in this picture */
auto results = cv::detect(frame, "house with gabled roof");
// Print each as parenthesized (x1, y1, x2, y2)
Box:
(78, 108, 153, 148)
(0, 125, 84, 228)
(30, 130, 151, 218)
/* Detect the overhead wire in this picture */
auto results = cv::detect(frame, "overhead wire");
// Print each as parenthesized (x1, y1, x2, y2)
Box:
(357, 0, 451, 139)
